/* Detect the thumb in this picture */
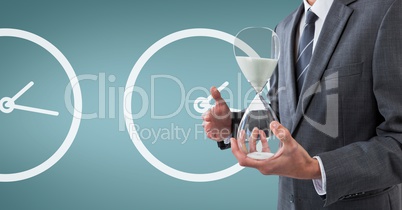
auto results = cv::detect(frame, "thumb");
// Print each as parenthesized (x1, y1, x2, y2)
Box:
(270, 121, 291, 145)
(210, 86, 223, 105)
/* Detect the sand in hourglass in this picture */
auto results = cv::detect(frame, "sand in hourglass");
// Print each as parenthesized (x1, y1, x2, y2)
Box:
(235, 56, 278, 93)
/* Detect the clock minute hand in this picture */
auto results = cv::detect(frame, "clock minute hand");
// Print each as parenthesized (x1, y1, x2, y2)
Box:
(12, 103, 59, 116)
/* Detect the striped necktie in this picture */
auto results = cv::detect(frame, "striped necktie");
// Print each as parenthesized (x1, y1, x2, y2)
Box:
(296, 9, 319, 98)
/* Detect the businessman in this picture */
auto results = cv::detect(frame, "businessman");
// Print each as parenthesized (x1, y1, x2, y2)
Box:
(202, 0, 402, 209)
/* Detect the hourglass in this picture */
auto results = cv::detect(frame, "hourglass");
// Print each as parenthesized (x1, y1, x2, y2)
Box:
(233, 27, 280, 160)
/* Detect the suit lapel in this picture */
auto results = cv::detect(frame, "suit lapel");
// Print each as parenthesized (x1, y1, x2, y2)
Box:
(282, 4, 304, 131)
(291, 0, 355, 133)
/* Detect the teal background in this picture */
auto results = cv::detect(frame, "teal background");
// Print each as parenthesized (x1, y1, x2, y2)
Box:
(0, 0, 300, 209)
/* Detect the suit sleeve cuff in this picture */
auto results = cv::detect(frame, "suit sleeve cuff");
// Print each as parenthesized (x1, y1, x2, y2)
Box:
(312, 156, 327, 195)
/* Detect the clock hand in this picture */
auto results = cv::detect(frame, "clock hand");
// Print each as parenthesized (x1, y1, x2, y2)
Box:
(1, 98, 59, 116)
(12, 104, 59, 116)
(10, 81, 34, 102)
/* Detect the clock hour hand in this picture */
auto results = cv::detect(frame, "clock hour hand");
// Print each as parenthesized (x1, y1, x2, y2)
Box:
(11, 81, 34, 102)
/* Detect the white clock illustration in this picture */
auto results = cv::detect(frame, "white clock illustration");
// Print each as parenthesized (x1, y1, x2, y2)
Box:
(124, 28, 260, 182)
(0, 28, 82, 182)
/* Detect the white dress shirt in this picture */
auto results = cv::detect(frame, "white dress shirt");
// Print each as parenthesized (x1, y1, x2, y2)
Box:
(298, 0, 334, 196)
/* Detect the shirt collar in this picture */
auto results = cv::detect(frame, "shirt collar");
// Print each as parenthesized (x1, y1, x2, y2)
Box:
(302, 0, 334, 22)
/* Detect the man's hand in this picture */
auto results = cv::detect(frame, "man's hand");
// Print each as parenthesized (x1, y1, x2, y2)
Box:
(202, 86, 232, 141)
(231, 121, 321, 180)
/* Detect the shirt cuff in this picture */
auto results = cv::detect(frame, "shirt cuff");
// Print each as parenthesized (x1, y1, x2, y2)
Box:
(217, 136, 232, 150)
(223, 136, 231, 144)
(312, 156, 327, 195)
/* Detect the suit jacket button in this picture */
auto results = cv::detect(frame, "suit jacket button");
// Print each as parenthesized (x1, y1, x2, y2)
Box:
(289, 194, 294, 203)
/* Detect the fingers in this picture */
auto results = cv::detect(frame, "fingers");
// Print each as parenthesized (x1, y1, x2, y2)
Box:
(202, 86, 231, 141)
(270, 121, 290, 144)
(231, 137, 262, 169)
(204, 124, 217, 140)
(210, 86, 223, 104)
(231, 137, 248, 163)
(259, 130, 271, 153)
(210, 86, 228, 111)
(202, 109, 213, 136)
(237, 130, 248, 154)
(208, 86, 231, 122)
(270, 121, 293, 158)
(249, 128, 259, 153)
(203, 121, 230, 141)
(201, 110, 211, 121)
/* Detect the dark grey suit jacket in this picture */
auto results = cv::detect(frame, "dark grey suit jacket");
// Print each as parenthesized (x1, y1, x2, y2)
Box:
(269, 0, 402, 209)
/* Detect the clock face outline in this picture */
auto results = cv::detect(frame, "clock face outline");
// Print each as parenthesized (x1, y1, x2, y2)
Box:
(0, 28, 82, 182)
(124, 28, 259, 182)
